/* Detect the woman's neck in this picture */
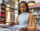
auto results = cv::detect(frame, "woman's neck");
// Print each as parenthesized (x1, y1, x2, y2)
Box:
(22, 12, 28, 14)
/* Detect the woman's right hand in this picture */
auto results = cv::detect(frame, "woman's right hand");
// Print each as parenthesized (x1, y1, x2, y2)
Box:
(9, 21, 15, 26)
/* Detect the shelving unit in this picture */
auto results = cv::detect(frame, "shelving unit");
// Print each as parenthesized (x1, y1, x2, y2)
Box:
(29, 6, 40, 25)
(3, 0, 15, 24)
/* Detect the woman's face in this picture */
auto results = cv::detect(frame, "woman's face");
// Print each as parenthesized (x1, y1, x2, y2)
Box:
(20, 3, 27, 13)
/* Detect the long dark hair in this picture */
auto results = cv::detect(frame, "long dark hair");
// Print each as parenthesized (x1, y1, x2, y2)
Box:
(18, 1, 29, 15)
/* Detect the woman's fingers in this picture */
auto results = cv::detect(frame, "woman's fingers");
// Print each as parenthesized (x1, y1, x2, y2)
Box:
(9, 21, 15, 26)
(21, 27, 28, 31)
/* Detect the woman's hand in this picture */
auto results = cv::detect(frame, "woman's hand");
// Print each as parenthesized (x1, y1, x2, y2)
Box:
(28, 26, 36, 31)
(9, 21, 15, 26)
(28, 26, 35, 29)
(21, 27, 28, 31)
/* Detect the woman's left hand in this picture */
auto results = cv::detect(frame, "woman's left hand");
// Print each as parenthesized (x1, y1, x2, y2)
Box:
(21, 27, 28, 31)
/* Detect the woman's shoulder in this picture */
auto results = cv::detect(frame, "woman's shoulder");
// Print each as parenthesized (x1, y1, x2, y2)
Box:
(16, 13, 34, 18)
(17, 13, 34, 16)
(29, 13, 34, 16)
(29, 13, 34, 17)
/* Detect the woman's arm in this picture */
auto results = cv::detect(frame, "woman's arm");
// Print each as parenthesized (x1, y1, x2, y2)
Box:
(32, 14, 36, 28)
(28, 14, 36, 28)
(28, 14, 36, 31)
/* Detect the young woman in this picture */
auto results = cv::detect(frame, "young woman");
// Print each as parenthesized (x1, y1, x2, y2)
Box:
(9, 1, 36, 31)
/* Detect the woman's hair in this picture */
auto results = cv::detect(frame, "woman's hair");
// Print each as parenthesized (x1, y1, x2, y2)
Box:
(18, 1, 29, 15)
